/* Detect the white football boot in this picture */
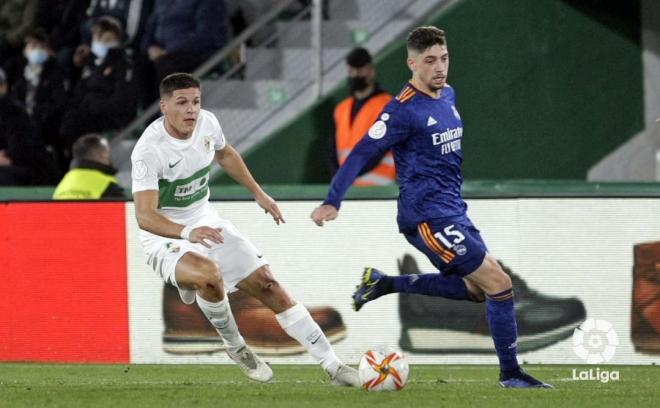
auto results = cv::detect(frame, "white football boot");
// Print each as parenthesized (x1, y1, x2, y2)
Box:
(328, 364, 360, 387)
(226, 345, 273, 382)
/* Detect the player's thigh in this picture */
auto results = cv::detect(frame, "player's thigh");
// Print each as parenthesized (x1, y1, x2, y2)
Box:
(207, 219, 268, 292)
(174, 251, 222, 290)
(406, 220, 486, 277)
(143, 237, 213, 303)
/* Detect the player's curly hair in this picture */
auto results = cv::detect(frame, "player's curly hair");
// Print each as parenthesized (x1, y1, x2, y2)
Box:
(159, 73, 201, 98)
(406, 26, 446, 54)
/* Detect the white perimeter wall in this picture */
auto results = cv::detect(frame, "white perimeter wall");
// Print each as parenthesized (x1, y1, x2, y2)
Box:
(126, 198, 660, 365)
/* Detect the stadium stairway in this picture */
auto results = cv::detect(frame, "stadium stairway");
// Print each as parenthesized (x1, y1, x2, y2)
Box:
(202, 0, 446, 153)
(114, 0, 452, 187)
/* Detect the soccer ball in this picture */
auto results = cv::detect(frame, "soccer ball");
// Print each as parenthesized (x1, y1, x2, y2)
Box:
(358, 347, 409, 391)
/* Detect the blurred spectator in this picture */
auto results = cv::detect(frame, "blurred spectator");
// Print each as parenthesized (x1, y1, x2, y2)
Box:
(53, 133, 125, 199)
(0, 68, 59, 185)
(59, 16, 137, 163)
(73, 0, 153, 66)
(141, 0, 228, 102)
(0, 0, 38, 62)
(36, 0, 90, 85)
(4, 29, 67, 158)
(81, 0, 153, 49)
(328, 47, 395, 186)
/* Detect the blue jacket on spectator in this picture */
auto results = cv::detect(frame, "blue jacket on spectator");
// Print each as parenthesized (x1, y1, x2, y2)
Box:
(141, 0, 227, 56)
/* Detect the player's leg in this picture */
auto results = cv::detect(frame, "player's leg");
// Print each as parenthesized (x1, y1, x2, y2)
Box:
(146, 237, 271, 382)
(173, 252, 248, 353)
(175, 252, 273, 382)
(353, 221, 485, 311)
(236, 266, 359, 387)
(465, 253, 551, 388)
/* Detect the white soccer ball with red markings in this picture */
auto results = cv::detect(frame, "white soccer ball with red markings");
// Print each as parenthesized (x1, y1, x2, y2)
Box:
(358, 347, 409, 391)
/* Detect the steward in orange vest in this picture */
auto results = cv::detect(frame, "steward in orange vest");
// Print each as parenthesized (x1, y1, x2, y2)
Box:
(328, 47, 396, 186)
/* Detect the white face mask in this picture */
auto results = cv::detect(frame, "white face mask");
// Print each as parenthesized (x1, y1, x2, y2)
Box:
(91, 41, 119, 60)
(26, 48, 48, 65)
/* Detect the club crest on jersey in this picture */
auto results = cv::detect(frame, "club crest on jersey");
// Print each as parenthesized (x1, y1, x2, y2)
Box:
(204, 136, 213, 151)
(368, 120, 387, 139)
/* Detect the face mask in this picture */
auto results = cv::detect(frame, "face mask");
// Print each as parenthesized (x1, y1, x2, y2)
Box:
(26, 49, 48, 65)
(348, 76, 369, 93)
(91, 41, 118, 60)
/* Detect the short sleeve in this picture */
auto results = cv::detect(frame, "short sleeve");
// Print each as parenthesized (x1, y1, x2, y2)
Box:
(131, 144, 162, 193)
(209, 112, 226, 151)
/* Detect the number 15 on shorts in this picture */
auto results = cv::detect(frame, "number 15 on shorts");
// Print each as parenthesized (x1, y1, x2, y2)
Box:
(434, 224, 465, 249)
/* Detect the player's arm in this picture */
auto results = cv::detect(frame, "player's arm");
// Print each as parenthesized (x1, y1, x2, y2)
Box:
(311, 107, 408, 226)
(133, 190, 223, 248)
(214, 144, 284, 225)
(310, 139, 382, 226)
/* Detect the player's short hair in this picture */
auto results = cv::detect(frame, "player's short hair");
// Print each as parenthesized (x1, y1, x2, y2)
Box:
(346, 47, 372, 68)
(406, 26, 446, 54)
(72, 133, 108, 161)
(91, 15, 123, 40)
(159, 73, 201, 98)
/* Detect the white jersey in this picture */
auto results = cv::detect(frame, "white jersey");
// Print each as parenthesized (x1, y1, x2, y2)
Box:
(131, 109, 226, 228)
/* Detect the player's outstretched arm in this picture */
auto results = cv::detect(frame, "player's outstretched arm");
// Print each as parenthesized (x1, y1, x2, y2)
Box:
(312, 130, 385, 227)
(214, 144, 285, 225)
(133, 190, 223, 248)
(310, 204, 338, 226)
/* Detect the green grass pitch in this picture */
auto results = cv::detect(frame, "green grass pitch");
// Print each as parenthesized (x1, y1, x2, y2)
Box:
(1, 364, 659, 407)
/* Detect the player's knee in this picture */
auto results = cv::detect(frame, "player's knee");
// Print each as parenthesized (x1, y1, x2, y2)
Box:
(488, 269, 512, 293)
(251, 266, 295, 311)
(193, 259, 223, 291)
(252, 266, 279, 291)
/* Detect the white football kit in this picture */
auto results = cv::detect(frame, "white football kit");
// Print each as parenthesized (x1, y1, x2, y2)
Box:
(131, 109, 267, 303)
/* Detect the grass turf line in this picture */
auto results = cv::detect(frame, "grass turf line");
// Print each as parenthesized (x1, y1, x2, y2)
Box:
(1, 364, 659, 408)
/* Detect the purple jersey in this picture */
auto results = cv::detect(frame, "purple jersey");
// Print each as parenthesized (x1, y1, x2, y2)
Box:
(324, 82, 467, 233)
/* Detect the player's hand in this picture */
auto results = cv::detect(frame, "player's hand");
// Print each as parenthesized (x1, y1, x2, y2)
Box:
(310, 204, 338, 226)
(189, 226, 223, 248)
(255, 191, 285, 225)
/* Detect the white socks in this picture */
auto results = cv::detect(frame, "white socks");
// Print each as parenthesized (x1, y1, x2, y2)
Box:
(196, 294, 245, 352)
(275, 303, 341, 373)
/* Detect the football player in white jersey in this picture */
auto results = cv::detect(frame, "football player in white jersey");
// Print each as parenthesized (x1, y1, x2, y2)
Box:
(131, 73, 358, 386)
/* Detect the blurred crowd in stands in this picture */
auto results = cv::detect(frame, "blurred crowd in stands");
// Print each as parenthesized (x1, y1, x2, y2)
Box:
(0, 0, 307, 187)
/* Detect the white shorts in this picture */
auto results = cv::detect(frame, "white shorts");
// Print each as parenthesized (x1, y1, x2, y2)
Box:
(142, 218, 268, 304)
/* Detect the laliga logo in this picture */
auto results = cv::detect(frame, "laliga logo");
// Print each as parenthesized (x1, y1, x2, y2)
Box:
(572, 318, 619, 364)
(571, 318, 620, 383)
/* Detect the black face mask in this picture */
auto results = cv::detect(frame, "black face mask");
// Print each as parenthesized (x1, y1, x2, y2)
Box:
(348, 76, 369, 93)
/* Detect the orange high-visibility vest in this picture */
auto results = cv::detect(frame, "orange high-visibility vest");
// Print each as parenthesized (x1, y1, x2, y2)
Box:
(333, 92, 395, 186)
